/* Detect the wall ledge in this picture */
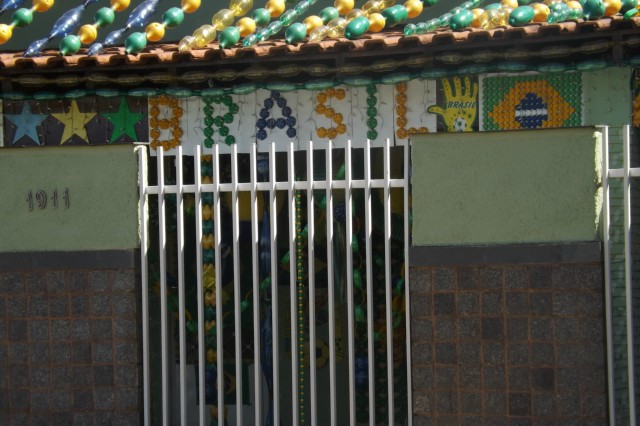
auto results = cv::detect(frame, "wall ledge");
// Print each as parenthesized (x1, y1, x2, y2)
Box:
(410, 241, 602, 266)
(0, 249, 138, 271)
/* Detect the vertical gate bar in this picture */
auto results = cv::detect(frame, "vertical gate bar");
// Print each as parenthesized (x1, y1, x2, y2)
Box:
(231, 143, 244, 425)
(288, 142, 300, 426)
(137, 146, 151, 426)
(325, 141, 337, 426)
(194, 145, 206, 426)
(307, 141, 318, 426)
(599, 125, 615, 426)
(383, 139, 394, 425)
(364, 139, 375, 426)
(270, 142, 281, 426)
(157, 146, 170, 426)
(250, 144, 262, 426)
(622, 125, 637, 425)
(176, 146, 188, 426)
(345, 140, 356, 426)
(213, 144, 224, 426)
(402, 140, 413, 426)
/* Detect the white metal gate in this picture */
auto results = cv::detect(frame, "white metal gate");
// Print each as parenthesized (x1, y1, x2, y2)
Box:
(138, 139, 412, 425)
(601, 124, 638, 425)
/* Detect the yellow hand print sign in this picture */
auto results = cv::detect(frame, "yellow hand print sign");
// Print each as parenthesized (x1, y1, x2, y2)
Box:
(428, 77, 478, 132)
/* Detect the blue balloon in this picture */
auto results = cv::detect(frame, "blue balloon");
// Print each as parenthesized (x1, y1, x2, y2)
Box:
(0, 0, 26, 16)
(49, 5, 86, 40)
(125, 0, 160, 29)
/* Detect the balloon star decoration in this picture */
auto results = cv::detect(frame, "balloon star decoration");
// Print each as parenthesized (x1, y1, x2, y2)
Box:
(4, 102, 47, 145)
(51, 100, 97, 144)
(102, 97, 144, 142)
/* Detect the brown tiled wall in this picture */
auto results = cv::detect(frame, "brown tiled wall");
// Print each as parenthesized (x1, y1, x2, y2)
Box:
(0, 258, 141, 425)
(410, 263, 606, 425)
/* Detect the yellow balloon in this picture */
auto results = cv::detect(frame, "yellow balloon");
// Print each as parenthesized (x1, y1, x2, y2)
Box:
(494, 7, 511, 26)
(362, 0, 382, 15)
(193, 24, 216, 47)
(334, 0, 354, 15)
(368, 13, 385, 32)
(500, 0, 518, 8)
(236, 17, 256, 36)
(178, 35, 196, 51)
(604, 0, 622, 15)
(266, 0, 285, 17)
(531, 3, 550, 22)
(32, 0, 54, 12)
(212, 9, 234, 30)
(110, 0, 130, 12)
(0, 24, 12, 44)
(78, 24, 98, 44)
(145, 22, 165, 42)
(309, 25, 329, 43)
(346, 8, 365, 20)
(327, 17, 347, 39)
(470, 8, 484, 27)
(565, 0, 582, 13)
(303, 15, 323, 33)
(230, 0, 252, 17)
(206, 348, 217, 364)
(404, 0, 423, 18)
(381, 0, 395, 7)
(181, 0, 200, 13)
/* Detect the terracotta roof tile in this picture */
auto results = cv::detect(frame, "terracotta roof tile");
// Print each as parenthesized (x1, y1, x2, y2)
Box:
(0, 16, 637, 74)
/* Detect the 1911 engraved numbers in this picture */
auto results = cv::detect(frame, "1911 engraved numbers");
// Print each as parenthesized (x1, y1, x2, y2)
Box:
(26, 188, 70, 211)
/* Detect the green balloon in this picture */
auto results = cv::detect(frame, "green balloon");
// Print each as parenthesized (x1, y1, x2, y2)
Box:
(11, 8, 32, 28)
(95, 7, 115, 27)
(218, 26, 240, 49)
(252, 8, 271, 26)
(162, 7, 184, 28)
(320, 7, 339, 24)
(344, 16, 370, 39)
(508, 6, 535, 27)
(621, 0, 639, 13)
(381, 5, 409, 26)
(583, 0, 606, 19)
(422, 0, 439, 6)
(449, 9, 474, 30)
(125, 32, 147, 55)
(285, 22, 307, 44)
(59, 35, 81, 56)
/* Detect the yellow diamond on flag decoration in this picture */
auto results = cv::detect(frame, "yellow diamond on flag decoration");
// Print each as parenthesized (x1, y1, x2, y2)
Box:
(487, 80, 575, 130)
(483, 74, 581, 131)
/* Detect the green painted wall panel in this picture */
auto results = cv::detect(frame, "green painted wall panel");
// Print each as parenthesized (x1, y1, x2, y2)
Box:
(411, 127, 601, 246)
(0, 146, 139, 251)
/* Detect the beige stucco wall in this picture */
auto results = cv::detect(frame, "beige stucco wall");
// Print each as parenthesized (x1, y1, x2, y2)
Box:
(411, 127, 601, 245)
(0, 145, 139, 251)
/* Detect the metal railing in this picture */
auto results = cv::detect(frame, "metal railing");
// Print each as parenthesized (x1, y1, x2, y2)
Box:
(138, 138, 412, 425)
(601, 124, 637, 426)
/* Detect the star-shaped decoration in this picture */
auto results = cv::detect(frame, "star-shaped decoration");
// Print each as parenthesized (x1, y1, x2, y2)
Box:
(4, 103, 47, 145)
(103, 98, 144, 142)
(51, 100, 97, 144)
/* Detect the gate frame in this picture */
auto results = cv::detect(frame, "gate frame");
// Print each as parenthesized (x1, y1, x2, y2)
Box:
(137, 138, 413, 426)
(600, 124, 638, 426)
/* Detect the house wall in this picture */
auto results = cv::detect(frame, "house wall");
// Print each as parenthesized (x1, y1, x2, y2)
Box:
(0, 146, 142, 424)
(0, 146, 139, 251)
(409, 247, 606, 424)
(411, 127, 602, 246)
(409, 67, 635, 423)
